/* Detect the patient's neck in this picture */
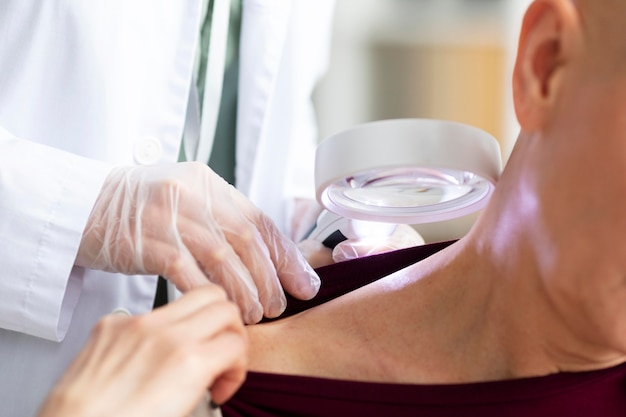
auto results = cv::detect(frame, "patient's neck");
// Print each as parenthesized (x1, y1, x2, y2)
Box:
(470, 147, 626, 378)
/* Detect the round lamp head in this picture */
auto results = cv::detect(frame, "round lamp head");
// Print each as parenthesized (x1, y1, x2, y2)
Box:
(315, 119, 502, 224)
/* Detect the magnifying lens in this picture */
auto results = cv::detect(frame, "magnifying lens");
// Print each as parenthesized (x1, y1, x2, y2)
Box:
(306, 119, 502, 247)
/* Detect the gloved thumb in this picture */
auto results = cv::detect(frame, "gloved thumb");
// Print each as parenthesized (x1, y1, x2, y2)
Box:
(332, 224, 425, 263)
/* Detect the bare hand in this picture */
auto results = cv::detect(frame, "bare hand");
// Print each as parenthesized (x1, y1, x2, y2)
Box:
(37, 285, 247, 417)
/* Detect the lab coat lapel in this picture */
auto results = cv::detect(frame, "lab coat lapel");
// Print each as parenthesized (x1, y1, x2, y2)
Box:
(235, 0, 291, 196)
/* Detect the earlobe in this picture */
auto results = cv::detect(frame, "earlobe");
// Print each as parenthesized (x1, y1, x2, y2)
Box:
(513, 0, 578, 131)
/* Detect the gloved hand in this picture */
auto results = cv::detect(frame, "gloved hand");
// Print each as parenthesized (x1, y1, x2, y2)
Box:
(37, 285, 247, 417)
(299, 224, 425, 269)
(75, 162, 320, 323)
(332, 224, 425, 263)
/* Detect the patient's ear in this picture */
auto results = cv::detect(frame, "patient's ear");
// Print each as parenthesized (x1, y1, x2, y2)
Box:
(513, 0, 580, 131)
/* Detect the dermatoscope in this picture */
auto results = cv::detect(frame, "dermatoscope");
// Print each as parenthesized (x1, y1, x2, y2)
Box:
(306, 119, 503, 248)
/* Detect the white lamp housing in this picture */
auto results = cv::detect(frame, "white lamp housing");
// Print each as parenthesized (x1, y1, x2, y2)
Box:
(315, 119, 502, 224)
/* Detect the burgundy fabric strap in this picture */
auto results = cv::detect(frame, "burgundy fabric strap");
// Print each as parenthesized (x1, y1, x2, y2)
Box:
(262, 240, 456, 322)
(224, 362, 626, 417)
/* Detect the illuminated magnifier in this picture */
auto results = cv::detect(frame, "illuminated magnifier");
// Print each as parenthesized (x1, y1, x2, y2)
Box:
(307, 119, 502, 247)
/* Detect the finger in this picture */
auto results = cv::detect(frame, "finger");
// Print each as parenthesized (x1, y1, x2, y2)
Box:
(137, 236, 210, 291)
(203, 331, 248, 404)
(332, 239, 383, 262)
(260, 216, 321, 301)
(180, 220, 265, 323)
(146, 285, 230, 325)
(167, 298, 245, 344)
(140, 173, 261, 314)
(391, 224, 426, 246)
(332, 226, 425, 263)
(165, 299, 247, 405)
(211, 190, 286, 319)
(220, 221, 286, 319)
(227, 188, 321, 302)
(56, 314, 128, 383)
(127, 312, 245, 417)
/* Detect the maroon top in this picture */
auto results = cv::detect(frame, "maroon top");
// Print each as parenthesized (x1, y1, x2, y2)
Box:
(222, 241, 626, 416)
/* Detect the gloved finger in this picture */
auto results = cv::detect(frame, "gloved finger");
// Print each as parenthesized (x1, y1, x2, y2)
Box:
(182, 224, 264, 324)
(170, 182, 282, 323)
(257, 213, 321, 302)
(391, 224, 426, 246)
(135, 236, 210, 291)
(331, 238, 394, 263)
(159, 185, 264, 314)
(228, 190, 321, 302)
(297, 239, 334, 269)
(168, 214, 262, 323)
(332, 225, 425, 263)
(221, 221, 286, 320)
(214, 187, 287, 317)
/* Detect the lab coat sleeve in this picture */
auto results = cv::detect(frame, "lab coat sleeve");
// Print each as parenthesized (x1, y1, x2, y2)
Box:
(0, 126, 113, 341)
(285, 0, 335, 201)
(281, 0, 335, 237)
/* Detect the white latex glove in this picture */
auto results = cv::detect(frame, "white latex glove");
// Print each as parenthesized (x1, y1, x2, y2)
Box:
(299, 224, 425, 268)
(37, 285, 247, 417)
(332, 224, 425, 263)
(75, 162, 320, 323)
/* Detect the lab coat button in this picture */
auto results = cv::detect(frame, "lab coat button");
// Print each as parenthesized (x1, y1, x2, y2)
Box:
(111, 308, 131, 317)
(134, 137, 163, 165)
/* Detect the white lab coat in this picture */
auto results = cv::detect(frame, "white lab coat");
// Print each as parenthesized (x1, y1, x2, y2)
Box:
(0, 1, 334, 415)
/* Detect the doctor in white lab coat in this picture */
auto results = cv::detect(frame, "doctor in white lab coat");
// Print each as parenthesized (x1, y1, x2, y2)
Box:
(0, 1, 335, 416)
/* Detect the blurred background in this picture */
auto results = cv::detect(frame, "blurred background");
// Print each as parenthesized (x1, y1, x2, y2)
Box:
(312, 0, 532, 242)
